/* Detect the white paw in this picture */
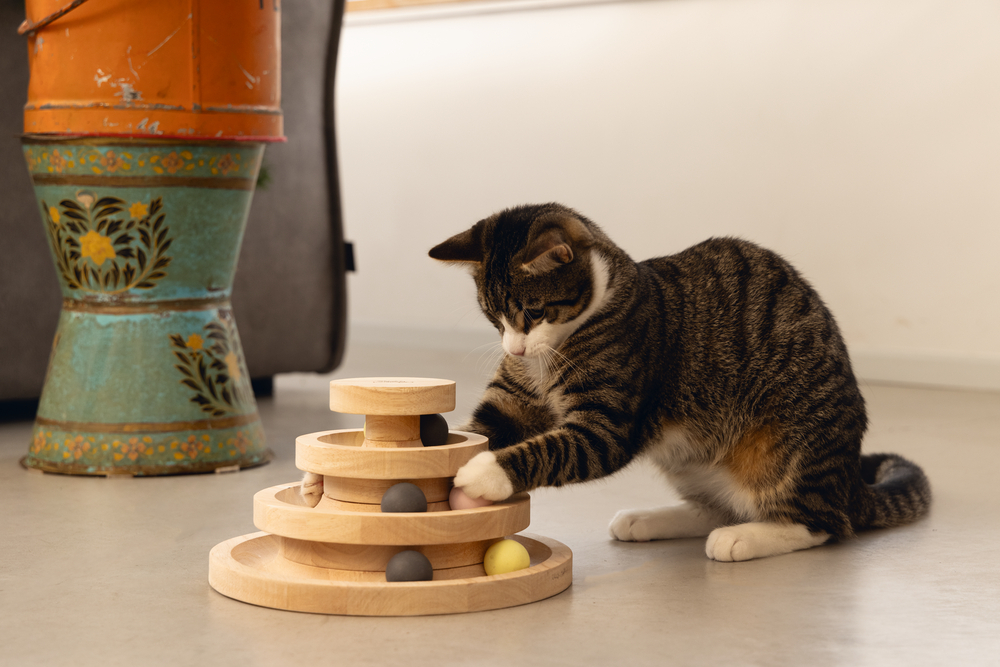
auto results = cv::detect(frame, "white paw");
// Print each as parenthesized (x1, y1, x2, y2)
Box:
(454, 451, 514, 502)
(609, 509, 656, 542)
(706, 522, 830, 562)
(609, 503, 719, 542)
(300, 472, 324, 508)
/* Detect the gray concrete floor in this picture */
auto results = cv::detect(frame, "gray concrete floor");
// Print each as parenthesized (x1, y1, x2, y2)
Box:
(2, 339, 999, 666)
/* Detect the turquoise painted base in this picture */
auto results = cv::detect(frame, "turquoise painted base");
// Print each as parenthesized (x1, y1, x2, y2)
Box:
(22, 138, 271, 475)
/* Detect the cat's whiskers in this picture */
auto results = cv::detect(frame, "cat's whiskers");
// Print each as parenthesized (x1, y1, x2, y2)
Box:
(463, 340, 500, 364)
(474, 342, 506, 379)
(544, 344, 585, 384)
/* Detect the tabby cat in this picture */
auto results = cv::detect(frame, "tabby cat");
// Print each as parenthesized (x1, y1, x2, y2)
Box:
(428, 203, 931, 561)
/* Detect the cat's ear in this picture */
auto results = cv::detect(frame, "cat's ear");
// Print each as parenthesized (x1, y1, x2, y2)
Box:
(429, 221, 484, 265)
(521, 217, 593, 276)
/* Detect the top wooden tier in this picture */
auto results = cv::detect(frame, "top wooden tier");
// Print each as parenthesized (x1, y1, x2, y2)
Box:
(329, 378, 456, 416)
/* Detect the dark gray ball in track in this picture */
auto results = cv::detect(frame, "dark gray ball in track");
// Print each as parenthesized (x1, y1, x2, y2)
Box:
(380, 482, 428, 513)
(385, 550, 433, 582)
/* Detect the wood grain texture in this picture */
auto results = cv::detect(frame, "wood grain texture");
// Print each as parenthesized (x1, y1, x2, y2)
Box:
(329, 377, 455, 416)
(209, 532, 573, 616)
(317, 497, 452, 513)
(254, 483, 530, 545)
(324, 475, 452, 504)
(279, 537, 496, 571)
(362, 414, 422, 448)
(296, 429, 487, 479)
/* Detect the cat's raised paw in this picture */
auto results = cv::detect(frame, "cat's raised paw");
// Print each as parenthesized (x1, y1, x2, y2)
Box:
(453, 451, 514, 502)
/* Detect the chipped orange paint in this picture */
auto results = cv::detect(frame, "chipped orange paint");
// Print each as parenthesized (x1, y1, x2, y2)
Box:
(23, 0, 283, 140)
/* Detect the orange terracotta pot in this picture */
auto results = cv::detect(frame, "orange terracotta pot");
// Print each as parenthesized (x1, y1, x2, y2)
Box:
(22, 0, 283, 140)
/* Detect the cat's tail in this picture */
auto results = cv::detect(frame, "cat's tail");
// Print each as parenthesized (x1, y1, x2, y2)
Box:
(855, 453, 931, 530)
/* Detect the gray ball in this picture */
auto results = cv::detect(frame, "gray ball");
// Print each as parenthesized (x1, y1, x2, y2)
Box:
(385, 550, 433, 582)
(420, 413, 450, 447)
(380, 482, 427, 513)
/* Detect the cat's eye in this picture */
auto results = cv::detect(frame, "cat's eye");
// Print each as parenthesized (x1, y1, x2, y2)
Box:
(525, 308, 546, 322)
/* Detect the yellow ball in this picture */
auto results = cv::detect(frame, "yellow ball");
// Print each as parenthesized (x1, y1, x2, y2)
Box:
(483, 539, 531, 576)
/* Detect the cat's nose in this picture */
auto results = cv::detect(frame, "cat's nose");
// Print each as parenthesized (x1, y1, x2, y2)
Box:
(502, 332, 527, 356)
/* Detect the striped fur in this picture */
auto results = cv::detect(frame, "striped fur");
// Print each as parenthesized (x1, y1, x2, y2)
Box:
(429, 203, 931, 559)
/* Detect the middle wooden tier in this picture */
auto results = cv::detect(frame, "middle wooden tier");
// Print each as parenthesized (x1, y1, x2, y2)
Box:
(296, 428, 489, 479)
(254, 483, 531, 545)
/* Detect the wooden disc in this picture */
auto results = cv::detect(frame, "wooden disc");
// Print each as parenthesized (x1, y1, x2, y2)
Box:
(329, 378, 456, 416)
(254, 483, 530, 545)
(209, 532, 573, 616)
(279, 536, 495, 571)
(296, 429, 487, 479)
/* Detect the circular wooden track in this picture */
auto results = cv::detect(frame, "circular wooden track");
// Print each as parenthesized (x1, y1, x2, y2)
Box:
(208, 532, 573, 616)
(254, 483, 531, 545)
(296, 429, 488, 479)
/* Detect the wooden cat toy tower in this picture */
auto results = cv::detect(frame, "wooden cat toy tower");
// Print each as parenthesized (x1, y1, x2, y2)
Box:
(209, 377, 573, 615)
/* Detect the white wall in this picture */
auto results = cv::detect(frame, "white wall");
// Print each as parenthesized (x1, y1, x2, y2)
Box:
(335, 0, 1000, 390)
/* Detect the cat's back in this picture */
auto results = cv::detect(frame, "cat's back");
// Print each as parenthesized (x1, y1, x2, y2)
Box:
(641, 237, 796, 283)
(638, 237, 824, 319)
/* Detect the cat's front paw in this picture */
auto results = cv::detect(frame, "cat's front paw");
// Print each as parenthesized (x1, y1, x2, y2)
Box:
(705, 522, 830, 562)
(300, 472, 324, 508)
(609, 509, 657, 542)
(453, 451, 514, 502)
(609, 503, 719, 542)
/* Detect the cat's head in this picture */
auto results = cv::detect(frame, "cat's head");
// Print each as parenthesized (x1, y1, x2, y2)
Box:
(429, 203, 611, 359)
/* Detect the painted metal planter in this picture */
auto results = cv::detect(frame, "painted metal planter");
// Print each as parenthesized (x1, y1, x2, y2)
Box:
(22, 137, 272, 475)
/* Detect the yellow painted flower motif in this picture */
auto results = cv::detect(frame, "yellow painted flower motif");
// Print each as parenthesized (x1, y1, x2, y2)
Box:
(129, 201, 148, 219)
(48, 149, 66, 173)
(215, 153, 237, 175)
(161, 151, 185, 174)
(116, 436, 148, 462)
(176, 434, 207, 460)
(64, 435, 91, 460)
(79, 230, 117, 266)
(225, 351, 241, 381)
(100, 150, 124, 173)
(31, 432, 46, 454)
(186, 334, 204, 350)
(48, 206, 61, 225)
(229, 430, 251, 455)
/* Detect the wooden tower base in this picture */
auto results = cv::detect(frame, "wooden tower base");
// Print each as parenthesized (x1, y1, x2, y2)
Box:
(208, 378, 573, 616)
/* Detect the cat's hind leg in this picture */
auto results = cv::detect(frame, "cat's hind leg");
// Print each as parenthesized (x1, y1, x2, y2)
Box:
(705, 522, 830, 562)
(609, 502, 721, 542)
